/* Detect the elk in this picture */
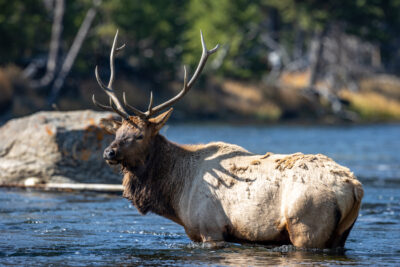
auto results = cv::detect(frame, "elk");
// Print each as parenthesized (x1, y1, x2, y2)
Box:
(93, 31, 363, 249)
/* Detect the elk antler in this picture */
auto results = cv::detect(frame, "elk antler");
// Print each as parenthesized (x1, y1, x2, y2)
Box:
(123, 30, 219, 119)
(92, 30, 130, 120)
(93, 30, 219, 120)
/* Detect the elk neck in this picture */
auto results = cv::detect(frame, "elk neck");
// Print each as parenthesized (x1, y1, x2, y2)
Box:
(121, 134, 194, 225)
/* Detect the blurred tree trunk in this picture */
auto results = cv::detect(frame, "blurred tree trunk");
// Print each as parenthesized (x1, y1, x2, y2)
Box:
(47, 0, 101, 106)
(23, 0, 64, 84)
(308, 27, 328, 89)
(293, 24, 305, 61)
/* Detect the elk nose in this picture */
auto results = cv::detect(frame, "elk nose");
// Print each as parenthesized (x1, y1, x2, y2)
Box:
(103, 148, 116, 160)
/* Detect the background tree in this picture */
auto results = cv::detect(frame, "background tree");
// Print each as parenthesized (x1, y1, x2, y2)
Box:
(1, 0, 400, 122)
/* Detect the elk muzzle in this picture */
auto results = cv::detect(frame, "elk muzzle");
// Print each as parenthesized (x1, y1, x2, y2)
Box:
(103, 146, 119, 165)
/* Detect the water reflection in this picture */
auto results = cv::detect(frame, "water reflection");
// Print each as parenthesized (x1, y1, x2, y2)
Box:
(117, 244, 357, 266)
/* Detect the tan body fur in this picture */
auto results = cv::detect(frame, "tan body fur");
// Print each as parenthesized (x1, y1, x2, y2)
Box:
(120, 132, 363, 249)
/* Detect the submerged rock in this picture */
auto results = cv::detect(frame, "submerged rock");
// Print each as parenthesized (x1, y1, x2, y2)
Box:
(0, 110, 120, 185)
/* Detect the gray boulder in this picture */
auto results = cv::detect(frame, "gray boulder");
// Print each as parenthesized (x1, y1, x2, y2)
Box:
(0, 110, 121, 185)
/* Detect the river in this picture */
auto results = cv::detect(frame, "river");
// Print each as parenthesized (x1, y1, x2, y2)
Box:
(1, 124, 399, 266)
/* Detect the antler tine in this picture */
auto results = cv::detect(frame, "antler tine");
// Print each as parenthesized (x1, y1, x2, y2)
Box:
(147, 30, 219, 116)
(122, 92, 147, 119)
(123, 91, 155, 119)
(108, 97, 131, 119)
(92, 94, 113, 112)
(93, 30, 130, 120)
(92, 94, 129, 121)
(108, 29, 120, 89)
(189, 30, 219, 88)
(147, 91, 154, 113)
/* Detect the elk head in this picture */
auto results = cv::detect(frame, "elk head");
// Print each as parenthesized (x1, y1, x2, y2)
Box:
(93, 30, 219, 167)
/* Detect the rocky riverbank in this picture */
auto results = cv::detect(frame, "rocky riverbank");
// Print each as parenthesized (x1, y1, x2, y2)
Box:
(0, 110, 121, 186)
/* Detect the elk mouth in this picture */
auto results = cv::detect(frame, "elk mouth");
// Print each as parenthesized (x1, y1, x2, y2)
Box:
(105, 159, 120, 165)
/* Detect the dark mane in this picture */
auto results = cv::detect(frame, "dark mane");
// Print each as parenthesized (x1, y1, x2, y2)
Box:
(121, 134, 189, 225)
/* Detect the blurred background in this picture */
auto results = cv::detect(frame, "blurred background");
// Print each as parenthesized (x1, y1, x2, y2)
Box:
(1, 0, 400, 123)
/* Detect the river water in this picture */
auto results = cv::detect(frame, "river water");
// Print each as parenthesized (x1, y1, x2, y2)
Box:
(1, 124, 399, 266)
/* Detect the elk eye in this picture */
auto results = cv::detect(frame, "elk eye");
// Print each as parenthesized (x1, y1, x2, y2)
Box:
(136, 134, 144, 140)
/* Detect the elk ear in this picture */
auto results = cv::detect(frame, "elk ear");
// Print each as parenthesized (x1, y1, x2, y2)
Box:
(100, 118, 122, 134)
(149, 108, 173, 135)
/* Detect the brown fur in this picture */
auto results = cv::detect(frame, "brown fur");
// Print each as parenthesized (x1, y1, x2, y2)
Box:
(260, 152, 273, 159)
(274, 153, 330, 171)
(101, 110, 186, 225)
(100, 112, 363, 249)
(121, 134, 188, 226)
(230, 163, 249, 174)
(275, 153, 304, 171)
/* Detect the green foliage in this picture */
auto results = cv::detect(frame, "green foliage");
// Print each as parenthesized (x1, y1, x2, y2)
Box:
(98, 0, 186, 79)
(1, 0, 400, 80)
(184, 0, 263, 79)
(0, 0, 50, 64)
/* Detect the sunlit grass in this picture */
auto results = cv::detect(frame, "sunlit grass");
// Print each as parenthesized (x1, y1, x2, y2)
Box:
(280, 70, 310, 88)
(220, 79, 282, 121)
(254, 104, 282, 121)
(340, 90, 400, 121)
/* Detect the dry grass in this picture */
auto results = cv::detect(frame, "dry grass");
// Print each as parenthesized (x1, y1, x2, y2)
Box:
(254, 103, 282, 121)
(340, 75, 400, 121)
(280, 70, 310, 88)
(280, 70, 400, 121)
(220, 79, 282, 121)
(221, 80, 264, 103)
(359, 75, 400, 100)
(340, 90, 400, 121)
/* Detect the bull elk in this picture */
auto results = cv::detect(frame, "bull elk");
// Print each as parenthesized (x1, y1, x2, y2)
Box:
(93, 31, 363, 249)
